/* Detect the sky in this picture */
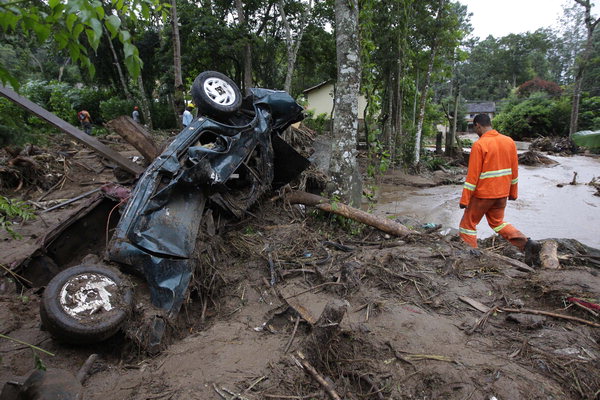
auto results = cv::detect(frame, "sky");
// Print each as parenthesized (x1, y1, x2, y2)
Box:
(459, 0, 598, 39)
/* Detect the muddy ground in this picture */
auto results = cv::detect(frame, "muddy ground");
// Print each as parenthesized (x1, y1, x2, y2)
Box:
(1, 131, 600, 400)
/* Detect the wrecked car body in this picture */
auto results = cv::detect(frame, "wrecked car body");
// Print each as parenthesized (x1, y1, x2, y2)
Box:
(39, 73, 310, 345)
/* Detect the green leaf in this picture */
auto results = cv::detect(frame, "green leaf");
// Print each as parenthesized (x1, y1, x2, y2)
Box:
(0, 65, 20, 91)
(105, 15, 121, 37)
(34, 353, 46, 371)
(94, 5, 105, 20)
(141, 3, 150, 19)
(85, 28, 99, 51)
(73, 23, 84, 38)
(68, 42, 81, 61)
(32, 23, 51, 42)
(66, 13, 77, 31)
(122, 41, 135, 58)
(118, 29, 131, 42)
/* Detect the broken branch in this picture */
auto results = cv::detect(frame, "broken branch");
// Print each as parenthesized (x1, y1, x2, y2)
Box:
(293, 352, 342, 400)
(285, 191, 416, 238)
(540, 240, 560, 269)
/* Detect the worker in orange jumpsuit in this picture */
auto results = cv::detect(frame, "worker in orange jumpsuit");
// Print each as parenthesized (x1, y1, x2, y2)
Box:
(459, 114, 540, 263)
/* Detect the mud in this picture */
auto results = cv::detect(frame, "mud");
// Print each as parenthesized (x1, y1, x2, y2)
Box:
(1, 132, 600, 399)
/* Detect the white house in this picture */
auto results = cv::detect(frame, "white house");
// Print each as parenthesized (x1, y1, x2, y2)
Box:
(302, 81, 368, 119)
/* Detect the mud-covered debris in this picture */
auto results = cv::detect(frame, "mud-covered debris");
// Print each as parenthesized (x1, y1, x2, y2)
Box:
(506, 313, 546, 329)
(518, 150, 559, 166)
(530, 136, 579, 154)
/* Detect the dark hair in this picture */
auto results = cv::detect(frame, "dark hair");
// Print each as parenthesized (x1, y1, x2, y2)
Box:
(473, 114, 491, 127)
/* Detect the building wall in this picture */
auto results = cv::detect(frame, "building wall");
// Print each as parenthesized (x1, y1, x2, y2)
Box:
(305, 83, 367, 118)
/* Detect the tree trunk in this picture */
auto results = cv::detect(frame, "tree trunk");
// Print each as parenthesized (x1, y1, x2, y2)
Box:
(569, 0, 600, 137)
(445, 82, 459, 156)
(137, 74, 153, 130)
(413, 0, 445, 165)
(105, 116, 160, 162)
(235, 0, 253, 95)
(330, 0, 362, 206)
(103, 25, 132, 101)
(171, 0, 184, 128)
(278, 0, 310, 93)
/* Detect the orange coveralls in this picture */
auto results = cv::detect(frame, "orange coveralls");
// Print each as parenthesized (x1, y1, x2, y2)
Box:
(459, 130, 528, 249)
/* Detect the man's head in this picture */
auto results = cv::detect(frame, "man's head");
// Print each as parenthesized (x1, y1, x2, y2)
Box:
(473, 114, 492, 136)
(134, 106, 139, 110)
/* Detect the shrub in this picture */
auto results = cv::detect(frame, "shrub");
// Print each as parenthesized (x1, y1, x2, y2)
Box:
(100, 98, 134, 122)
(151, 101, 177, 129)
(493, 92, 569, 139)
(303, 112, 331, 134)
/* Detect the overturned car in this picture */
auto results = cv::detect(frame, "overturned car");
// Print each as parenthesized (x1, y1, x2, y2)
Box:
(39, 71, 310, 346)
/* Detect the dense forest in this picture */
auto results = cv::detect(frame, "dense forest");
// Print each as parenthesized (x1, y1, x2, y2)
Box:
(0, 0, 598, 166)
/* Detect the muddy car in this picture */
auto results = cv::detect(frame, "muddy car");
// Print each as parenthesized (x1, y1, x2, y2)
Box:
(39, 71, 310, 346)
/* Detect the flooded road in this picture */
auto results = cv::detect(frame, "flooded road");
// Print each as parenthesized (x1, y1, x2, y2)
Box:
(374, 153, 600, 249)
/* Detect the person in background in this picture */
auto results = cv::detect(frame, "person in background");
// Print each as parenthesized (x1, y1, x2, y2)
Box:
(77, 110, 92, 135)
(182, 106, 193, 128)
(132, 106, 141, 124)
(459, 113, 540, 264)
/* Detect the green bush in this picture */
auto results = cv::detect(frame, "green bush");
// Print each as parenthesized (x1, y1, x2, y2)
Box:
(579, 96, 600, 131)
(303, 112, 330, 134)
(151, 101, 177, 130)
(493, 92, 569, 140)
(99, 97, 134, 122)
(48, 81, 74, 122)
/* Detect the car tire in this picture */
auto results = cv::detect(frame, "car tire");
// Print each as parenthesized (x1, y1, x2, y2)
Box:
(40, 264, 133, 344)
(191, 71, 242, 118)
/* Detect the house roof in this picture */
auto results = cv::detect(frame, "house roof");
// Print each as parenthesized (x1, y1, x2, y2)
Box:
(302, 80, 332, 94)
(466, 102, 496, 113)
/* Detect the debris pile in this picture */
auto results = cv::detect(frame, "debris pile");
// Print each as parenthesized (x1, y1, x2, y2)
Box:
(518, 150, 559, 166)
(530, 136, 579, 155)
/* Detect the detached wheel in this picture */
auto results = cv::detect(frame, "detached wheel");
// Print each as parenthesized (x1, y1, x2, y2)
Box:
(40, 264, 132, 344)
(191, 71, 242, 118)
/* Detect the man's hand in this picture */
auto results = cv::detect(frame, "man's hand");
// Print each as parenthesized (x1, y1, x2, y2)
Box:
(508, 196, 517, 201)
(460, 204, 467, 209)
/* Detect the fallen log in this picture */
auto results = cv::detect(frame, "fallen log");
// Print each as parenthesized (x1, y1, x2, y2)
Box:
(540, 240, 560, 269)
(285, 191, 416, 238)
(106, 115, 161, 163)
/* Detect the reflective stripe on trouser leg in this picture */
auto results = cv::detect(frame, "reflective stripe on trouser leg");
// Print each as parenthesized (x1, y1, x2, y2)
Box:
(485, 198, 528, 250)
(459, 197, 489, 248)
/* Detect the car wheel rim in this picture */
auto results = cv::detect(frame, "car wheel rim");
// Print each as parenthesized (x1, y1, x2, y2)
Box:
(59, 273, 118, 320)
(203, 77, 237, 106)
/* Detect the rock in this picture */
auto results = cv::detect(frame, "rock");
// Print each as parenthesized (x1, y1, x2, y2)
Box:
(506, 313, 546, 329)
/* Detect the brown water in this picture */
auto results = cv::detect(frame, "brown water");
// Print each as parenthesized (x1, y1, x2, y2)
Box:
(374, 154, 600, 249)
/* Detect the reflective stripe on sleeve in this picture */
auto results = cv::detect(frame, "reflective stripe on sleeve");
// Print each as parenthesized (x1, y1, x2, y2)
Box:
(463, 182, 476, 191)
(493, 223, 509, 232)
(459, 227, 477, 236)
(511, 178, 518, 184)
(479, 168, 512, 179)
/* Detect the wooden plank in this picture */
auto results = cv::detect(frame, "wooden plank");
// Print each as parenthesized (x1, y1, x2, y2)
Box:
(0, 85, 144, 176)
(106, 115, 160, 162)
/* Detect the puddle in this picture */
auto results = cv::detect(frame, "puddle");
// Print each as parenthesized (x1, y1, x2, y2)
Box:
(374, 154, 600, 249)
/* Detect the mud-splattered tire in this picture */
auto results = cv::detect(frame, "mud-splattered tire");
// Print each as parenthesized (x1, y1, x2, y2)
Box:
(191, 71, 242, 118)
(40, 264, 132, 344)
